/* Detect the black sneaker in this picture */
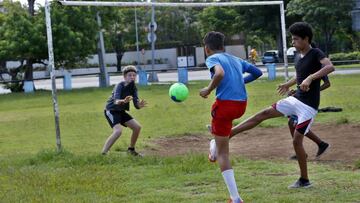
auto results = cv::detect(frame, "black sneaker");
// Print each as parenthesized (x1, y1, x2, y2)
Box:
(316, 142, 330, 158)
(127, 149, 143, 157)
(288, 178, 312, 189)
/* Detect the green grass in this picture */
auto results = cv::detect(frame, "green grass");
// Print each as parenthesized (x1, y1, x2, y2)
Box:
(334, 64, 360, 69)
(1, 74, 360, 202)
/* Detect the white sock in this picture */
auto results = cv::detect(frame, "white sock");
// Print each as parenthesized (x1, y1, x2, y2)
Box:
(222, 169, 241, 201)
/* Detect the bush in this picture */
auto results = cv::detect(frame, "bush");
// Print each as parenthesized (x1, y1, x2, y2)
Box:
(330, 52, 360, 61)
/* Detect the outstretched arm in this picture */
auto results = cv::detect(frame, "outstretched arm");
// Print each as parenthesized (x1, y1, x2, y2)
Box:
(277, 77, 297, 96)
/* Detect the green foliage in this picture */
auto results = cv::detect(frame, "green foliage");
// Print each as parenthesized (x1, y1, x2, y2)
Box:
(330, 52, 360, 61)
(287, 0, 354, 54)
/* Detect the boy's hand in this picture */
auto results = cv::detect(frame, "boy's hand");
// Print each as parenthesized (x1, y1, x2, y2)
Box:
(277, 83, 289, 96)
(199, 87, 211, 98)
(287, 89, 296, 96)
(123, 96, 133, 103)
(299, 76, 312, 92)
(137, 99, 147, 108)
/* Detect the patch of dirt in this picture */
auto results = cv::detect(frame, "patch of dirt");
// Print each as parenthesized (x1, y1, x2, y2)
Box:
(145, 124, 360, 164)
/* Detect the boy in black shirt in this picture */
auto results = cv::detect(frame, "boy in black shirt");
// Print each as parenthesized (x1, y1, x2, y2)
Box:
(212, 22, 334, 188)
(102, 65, 147, 156)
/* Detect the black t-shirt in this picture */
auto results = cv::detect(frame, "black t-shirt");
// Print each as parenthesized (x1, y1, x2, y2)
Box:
(105, 81, 140, 111)
(293, 48, 326, 110)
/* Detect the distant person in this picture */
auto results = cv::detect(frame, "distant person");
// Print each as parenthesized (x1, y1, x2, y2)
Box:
(102, 65, 147, 156)
(209, 22, 335, 189)
(200, 31, 262, 203)
(249, 48, 258, 65)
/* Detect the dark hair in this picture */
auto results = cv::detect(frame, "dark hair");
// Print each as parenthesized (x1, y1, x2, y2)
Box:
(203, 31, 225, 51)
(289, 22, 313, 44)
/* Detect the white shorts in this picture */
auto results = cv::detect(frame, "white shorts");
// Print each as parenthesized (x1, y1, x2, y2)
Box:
(272, 96, 317, 135)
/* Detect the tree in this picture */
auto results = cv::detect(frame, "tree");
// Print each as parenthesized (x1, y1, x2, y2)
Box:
(0, 1, 99, 91)
(287, 0, 354, 54)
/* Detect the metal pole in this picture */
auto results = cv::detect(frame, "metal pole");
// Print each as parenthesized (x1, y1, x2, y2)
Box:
(58, 1, 284, 7)
(45, 0, 62, 151)
(280, 2, 289, 81)
(148, 0, 158, 82)
(96, 11, 110, 87)
(135, 7, 141, 68)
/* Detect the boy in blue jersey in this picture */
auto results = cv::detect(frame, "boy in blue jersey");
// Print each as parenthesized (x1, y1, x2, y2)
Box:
(199, 31, 262, 203)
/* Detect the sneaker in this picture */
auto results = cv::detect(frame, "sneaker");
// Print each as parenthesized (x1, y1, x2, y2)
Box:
(127, 149, 143, 157)
(316, 142, 329, 158)
(228, 198, 243, 203)
(288, 178, 312, 189)
(208, 139, 217, 162)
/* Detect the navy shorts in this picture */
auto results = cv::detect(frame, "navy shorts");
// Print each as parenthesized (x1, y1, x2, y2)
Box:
(104, 110, 133, 128)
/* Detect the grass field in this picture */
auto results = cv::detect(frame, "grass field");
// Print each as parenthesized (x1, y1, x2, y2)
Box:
(1, 74, 360, 202)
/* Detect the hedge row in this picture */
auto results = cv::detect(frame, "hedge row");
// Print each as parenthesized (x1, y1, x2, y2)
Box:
(330, 52, 360, 61)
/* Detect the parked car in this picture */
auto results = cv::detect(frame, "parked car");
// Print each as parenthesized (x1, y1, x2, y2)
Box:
(261, 50, 281, 64)
(287, 47, 297, 63)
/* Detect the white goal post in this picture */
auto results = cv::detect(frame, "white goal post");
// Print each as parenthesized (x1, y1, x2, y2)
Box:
(44, 0, 289, 148)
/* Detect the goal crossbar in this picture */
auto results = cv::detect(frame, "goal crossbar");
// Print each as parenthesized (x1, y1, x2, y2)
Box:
(58, 1, 283, 7)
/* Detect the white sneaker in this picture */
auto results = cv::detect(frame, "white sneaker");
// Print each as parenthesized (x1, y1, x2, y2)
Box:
(208, 139, 217, 162)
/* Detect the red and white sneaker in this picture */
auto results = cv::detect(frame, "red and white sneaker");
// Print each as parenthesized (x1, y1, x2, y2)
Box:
(208, 139, 217, 162)
(228, 198, 243, 203)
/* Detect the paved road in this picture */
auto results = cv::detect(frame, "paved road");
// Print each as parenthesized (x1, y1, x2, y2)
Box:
(1, 68, 360, 94)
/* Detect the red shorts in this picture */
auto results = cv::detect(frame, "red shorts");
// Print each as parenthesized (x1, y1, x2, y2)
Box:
(211, 99, 247, 137)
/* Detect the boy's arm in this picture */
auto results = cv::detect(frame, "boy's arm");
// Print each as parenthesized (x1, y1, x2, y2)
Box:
(132, 88, 147, 109)
(200, 65, 224, 98)
(320, 76, 331, 91)
(115, 96, 132, 105)
(299, 57, 334, 91)
(114, 83, 133, 105)
(243, 63, 263, 84)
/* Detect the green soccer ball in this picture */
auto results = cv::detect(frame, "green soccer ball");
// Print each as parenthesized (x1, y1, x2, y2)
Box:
(169, 83, 189, 102)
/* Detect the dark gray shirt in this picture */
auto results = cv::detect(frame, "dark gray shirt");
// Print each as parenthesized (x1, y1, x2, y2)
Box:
(105, 81, 140, 111)
(294, 48, 326, 110)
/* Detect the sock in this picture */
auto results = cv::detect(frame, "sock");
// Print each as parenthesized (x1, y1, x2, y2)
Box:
(222, 169, 241, 201)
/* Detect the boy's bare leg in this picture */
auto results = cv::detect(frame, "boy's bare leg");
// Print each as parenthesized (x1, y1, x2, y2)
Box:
(215, 135, 242, 202)
(215, 135, 231, 171)
(125, 119, 142, 148)
(102, 124, 122, 154)
(230, 107, 283, 138)
(293, 130, 308, 180)
(305, 131, 322, 145)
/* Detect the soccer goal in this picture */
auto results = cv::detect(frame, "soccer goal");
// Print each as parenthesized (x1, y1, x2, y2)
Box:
(44, 0, 289, 150)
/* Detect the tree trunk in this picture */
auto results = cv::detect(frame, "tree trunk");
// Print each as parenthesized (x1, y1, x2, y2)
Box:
(27, 0, 35, 16)
(24, 59, 34, 81)
(116, 52, 123, 72)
